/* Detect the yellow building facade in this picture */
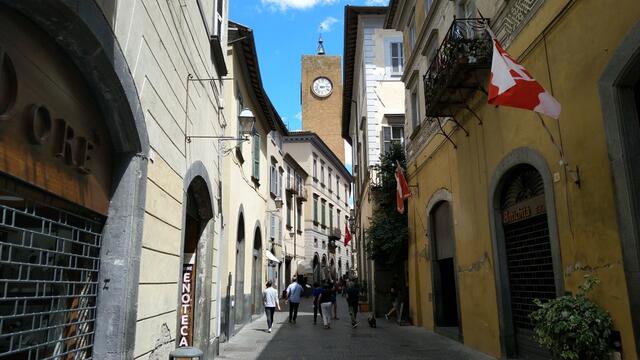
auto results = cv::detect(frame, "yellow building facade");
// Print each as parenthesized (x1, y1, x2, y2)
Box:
(387, 0, 640, 358)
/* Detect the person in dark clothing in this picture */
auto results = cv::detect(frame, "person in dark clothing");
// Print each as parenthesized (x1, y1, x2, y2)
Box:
(312, 282, 323, 325)
(319, 282, 333, 329)
(345, 281, 360, 328)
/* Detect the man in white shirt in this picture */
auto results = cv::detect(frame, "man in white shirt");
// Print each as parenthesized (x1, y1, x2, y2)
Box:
(262, 280, 280, 333)
(285, 276, 303, 324)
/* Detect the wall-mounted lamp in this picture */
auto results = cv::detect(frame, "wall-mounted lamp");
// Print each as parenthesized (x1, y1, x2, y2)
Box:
(238, 108, 256, 138)
(274, 197, 283, 210)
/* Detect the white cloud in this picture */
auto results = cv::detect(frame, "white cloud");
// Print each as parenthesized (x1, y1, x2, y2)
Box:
(294, 112, 302, 120)
(365, 0, 388, 5)
(318, 16, 338, 32)
(261, 0, 338, 11)
(344, 141, 353, 167)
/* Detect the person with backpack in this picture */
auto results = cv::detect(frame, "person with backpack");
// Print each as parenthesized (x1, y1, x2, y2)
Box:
(345, 281, 360, 328)
(285, 276, 303, 324)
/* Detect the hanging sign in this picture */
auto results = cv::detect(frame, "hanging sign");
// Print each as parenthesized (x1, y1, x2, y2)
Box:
(178, 259, 195, 347)
(502, 195, 546, 225)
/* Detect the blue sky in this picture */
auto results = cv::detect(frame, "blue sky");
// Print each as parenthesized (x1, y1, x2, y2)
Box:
(229, 0, 387, 132)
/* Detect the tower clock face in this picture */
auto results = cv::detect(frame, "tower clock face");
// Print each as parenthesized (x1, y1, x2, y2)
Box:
(312, 77, 333, 98)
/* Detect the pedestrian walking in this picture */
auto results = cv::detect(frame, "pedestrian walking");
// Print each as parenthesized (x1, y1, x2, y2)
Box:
(285, 276, 303, 324)
(262, 280, 280, 333)
(385, 284, 399, 320)
(330, 281, 339, 319)
(319, 282, 333, 329)
(345, 281, 360, 328)
(312, 282, 323, 325)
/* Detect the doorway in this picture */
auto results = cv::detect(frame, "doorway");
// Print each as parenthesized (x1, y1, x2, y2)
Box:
(499, 165, 555, 359)
(429, 201, 461, 341)
(251, 228, 262, 315)
(234, 215, 246, 327)
(178, 177, 214, 350)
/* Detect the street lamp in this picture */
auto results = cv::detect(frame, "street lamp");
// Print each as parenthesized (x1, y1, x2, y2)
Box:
(185, 107, 256, 144)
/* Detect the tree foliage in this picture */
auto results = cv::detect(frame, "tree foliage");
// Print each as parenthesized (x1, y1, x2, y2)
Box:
(365, 143, 408, 265)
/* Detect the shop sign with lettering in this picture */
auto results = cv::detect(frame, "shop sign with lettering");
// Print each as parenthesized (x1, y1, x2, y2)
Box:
(502, 195, 546, 225)
(179, 263, 195, 347)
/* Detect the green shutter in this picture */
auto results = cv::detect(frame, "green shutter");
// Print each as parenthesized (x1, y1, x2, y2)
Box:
(253, 134, 260, 180)
(314, 198, 318, 222)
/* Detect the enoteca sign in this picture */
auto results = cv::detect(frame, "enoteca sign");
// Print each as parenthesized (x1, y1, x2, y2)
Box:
(179, 259, 195, 347)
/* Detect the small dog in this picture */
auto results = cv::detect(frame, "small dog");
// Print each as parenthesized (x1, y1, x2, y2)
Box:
(367, 313, 377, 328)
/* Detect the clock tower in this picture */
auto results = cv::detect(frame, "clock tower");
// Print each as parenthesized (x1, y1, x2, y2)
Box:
(301, 37, 344, 162)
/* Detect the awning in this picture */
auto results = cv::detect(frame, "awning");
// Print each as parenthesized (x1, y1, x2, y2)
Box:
(265, 250, 280, 263)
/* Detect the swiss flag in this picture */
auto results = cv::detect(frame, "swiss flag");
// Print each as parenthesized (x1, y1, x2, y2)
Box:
(344, 222, 352, 247)
(395, 161, 411, 214)
(487, 28, 561, 119)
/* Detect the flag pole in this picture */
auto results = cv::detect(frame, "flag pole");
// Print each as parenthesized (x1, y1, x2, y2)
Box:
(535, 112, 581, 186)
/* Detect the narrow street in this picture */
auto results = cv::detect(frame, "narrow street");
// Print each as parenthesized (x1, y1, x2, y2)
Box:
(219, 297, 493, 360)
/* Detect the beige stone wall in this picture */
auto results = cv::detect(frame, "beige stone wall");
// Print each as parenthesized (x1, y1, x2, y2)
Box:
(301, 55, 345, 162)
(108, 0, 228, 357)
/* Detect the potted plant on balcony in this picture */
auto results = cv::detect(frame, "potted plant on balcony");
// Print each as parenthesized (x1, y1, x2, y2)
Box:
(529, 275, 614, 360)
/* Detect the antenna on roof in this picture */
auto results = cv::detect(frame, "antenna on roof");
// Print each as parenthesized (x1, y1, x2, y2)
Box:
(317, 34, 326, 55)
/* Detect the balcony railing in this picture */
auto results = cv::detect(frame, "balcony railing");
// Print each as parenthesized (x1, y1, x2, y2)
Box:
(328, 227, 341, 241)
(423, 18, 492, 118)
(285, 180, 298, 194)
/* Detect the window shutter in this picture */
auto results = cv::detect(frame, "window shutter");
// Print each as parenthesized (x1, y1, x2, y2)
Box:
(253, 134, 260, 180)
(270, 214, 276, 240)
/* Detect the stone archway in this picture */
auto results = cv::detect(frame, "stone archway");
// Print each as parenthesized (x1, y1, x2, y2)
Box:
(0, 3, 150, 358)
(178, 175, 215, 350)
(489, 150, 563, 359)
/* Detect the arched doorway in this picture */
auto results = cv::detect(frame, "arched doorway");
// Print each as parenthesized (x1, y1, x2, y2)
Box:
(497, 164, 556, 358)
(179, 176, 214, 349)
(429, 200, 460, 340)
(234, 214, 246, 326)
(321, 254, 328, 281)
(313, 254, 321, 284)
(251, 227, 263, 315)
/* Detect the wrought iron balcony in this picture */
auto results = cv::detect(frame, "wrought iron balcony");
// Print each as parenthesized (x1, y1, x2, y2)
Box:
(423, 18, 492, 118)
(328, 227, 341, 241)
(285, 180, 298, 194)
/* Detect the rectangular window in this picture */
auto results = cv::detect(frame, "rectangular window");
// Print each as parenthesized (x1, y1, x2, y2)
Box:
(382, 126, 405, 153)
(337, 179, 341, 199)
(286, 166, 291, 189)
(297, 202, 302, 231)
(270, 214, 276, 240)
(320, 161, 325, 185)
(408, 13, 416, 50)
(328, 169, 333, 192)
(391, 42, 403, 74)
(270, 165, 277, 195)
(313, 196, 318, 223)
(424, 0, 433, 17)
(329, 205, 334, 229)
(215, 0, 224, 36)
(313, 155, 318, 179)
(411, 89, 419, 130)
(287, 199, 292, 228)
(252, 133, 260, 181)
(337, 209, 341, 230)
(321, 200, 326, 227)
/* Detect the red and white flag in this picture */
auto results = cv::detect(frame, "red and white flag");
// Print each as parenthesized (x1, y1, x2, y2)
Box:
(395, 161, 411, 214)
(344, 222, 352, 247)
(487, 28, 561, 119)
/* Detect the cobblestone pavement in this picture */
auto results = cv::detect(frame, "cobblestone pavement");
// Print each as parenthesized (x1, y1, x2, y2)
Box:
(218, 296, 495, 360)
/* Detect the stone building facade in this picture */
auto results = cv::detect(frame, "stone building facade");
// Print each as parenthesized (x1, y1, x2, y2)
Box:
(342, 5, 407, 316)
(284, 132, 353, 285)
(386, 0, 640, 358)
